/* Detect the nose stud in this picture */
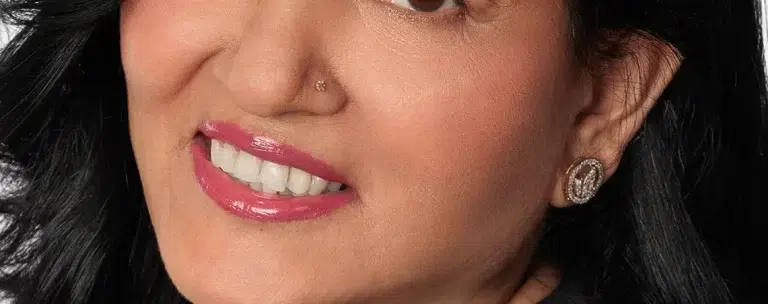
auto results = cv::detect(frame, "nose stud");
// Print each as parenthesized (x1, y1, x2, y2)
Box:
(315, 80, 327, 92)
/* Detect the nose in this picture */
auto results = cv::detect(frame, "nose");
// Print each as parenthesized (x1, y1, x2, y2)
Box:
(215, 2, 346, 117)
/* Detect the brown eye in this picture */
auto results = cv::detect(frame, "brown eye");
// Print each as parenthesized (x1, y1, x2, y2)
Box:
(390, 0, 464, 12)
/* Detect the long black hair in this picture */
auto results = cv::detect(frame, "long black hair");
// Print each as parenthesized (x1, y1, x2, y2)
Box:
(0, 0, 766, 303)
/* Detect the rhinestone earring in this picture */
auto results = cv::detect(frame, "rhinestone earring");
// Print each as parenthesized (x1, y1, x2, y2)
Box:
(564, 158, 604, 205)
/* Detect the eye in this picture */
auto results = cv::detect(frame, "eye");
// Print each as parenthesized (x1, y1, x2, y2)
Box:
(390, 0, 466, 12)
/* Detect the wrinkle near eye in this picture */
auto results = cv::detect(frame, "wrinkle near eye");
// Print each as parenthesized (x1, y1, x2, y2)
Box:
(462, 0, 521, 23)
(355, 0, 470, 52)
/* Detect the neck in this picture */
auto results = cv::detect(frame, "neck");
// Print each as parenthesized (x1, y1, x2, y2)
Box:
(365, 229, 560, 304)
(505, 263, 561, 304)
(473, 227, 560, 304)
(465, 231, 561, 304)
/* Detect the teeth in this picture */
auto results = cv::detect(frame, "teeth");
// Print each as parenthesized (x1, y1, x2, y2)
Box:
(262, 186, 278, 194)
(211, 139, 347, 196)
(258, 160, 290, 192)
(232, 151, 262, 183)
(211, 139, 237, 173)
(287, 168, 311, 196)
(327, 182, 343, 192)
(307, 175, 329, 195)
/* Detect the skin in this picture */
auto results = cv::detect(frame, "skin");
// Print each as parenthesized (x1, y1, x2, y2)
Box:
(120, 0, 679, 303)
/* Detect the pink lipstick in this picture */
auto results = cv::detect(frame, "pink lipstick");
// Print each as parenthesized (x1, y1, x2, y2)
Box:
(192, 121, 355, 222)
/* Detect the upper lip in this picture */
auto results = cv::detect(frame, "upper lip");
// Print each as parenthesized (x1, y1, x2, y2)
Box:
(199, 120, 348, 185)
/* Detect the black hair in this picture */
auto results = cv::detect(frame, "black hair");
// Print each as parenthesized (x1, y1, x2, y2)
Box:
(0, 0, 766, 303)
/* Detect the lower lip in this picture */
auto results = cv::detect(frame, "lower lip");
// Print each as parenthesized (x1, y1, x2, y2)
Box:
(191, 140, 355, 222)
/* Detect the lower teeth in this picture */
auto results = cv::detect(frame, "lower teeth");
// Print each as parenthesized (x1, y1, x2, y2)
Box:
(234, 177, 345, 196)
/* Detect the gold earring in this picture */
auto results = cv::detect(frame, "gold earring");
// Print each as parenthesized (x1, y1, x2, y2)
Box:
(564, 158, 604, 204)
(315, 80, 327, 92)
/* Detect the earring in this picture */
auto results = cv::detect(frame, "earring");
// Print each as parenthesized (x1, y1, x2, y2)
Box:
(564, 158, 604, 205)
(315, 80, 327, 92)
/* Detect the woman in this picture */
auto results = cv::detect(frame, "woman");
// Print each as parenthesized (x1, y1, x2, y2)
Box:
(0, 0, 765, 303)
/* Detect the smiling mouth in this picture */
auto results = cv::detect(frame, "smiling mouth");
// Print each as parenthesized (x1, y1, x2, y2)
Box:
(206, 137, 349, 196)
(192, 121, 355, 222)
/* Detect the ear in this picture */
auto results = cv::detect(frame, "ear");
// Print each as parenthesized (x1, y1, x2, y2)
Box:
(550, 34, 682, 208)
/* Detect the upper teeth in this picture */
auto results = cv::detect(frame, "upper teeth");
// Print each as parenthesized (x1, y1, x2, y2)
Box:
(210, 139, 344, 196)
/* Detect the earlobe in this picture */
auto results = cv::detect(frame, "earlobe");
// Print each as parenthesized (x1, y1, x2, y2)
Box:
(549, 34, 682, 208)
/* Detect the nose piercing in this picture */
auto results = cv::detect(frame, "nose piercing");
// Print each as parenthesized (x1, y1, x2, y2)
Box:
(315, 80, 327, 92)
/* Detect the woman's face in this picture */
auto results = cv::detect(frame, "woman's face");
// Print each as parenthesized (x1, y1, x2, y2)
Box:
(121, 0, 583, 302)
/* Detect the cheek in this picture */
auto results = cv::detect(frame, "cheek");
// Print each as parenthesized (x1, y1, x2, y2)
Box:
(119, 0, 246, 100)
(342, 12, 576, 266)
(120, 0, 251, 235)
